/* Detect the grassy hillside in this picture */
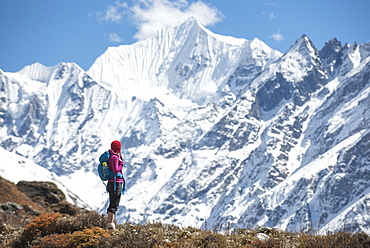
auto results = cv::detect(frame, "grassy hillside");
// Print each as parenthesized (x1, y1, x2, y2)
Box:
(1, 211, 370, 248)
(1, 177, 369, 247)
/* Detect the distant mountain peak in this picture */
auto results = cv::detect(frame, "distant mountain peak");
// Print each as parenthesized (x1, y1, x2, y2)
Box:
(286, 35, 318, 56)
(16, 62, 83, 83)
(87, 18, 256, 105)
(319, 38, 343, 78)
(193, 18, 247, 46)
(320, 38, 342, 58)
(273, 34, 323, 84)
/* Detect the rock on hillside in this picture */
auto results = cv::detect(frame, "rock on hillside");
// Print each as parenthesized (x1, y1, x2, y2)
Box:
(0, 177, 86, 227)
(0, 177, 45, 225)
(16, 181, 83, 216)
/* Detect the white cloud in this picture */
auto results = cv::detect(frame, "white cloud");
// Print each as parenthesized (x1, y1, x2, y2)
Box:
(264, 1, 276, 7)
(99, 0, 223, 40)
(262, 11, 276, 20)
(97, 2, 128, 24)
(270, 31, 284, 42)
(268, 12, 276, 20)
(108, 33, 124, 43)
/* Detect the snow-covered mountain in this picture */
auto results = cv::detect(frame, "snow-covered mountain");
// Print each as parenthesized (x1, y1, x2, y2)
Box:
(1, 17, 370, 234)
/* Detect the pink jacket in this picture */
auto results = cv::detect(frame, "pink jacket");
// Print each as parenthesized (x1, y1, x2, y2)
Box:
(108, 149, 124, 183)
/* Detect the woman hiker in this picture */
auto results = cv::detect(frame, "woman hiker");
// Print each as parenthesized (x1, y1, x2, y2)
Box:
(107, 140, 124, 230)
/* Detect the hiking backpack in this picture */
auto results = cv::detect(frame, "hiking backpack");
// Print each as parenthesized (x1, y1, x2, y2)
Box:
(98, 151, 115, 181)
(97, 151, 125, 194)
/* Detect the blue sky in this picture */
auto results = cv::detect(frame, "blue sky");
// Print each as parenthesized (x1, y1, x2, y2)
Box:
(1, 0, 369, 72)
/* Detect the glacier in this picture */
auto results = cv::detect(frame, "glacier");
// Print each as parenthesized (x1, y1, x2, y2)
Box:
(1, 17, 370, 234)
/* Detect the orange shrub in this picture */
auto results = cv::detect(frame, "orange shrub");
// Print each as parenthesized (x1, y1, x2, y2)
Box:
(17, 212, 63, 247)
(66, 227, 110, 248)
(32, 233, 72, 248)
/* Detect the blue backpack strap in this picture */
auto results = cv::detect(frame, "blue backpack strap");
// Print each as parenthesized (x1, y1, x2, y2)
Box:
(122, 177, 125, 195)
(114, 175, 117, 192)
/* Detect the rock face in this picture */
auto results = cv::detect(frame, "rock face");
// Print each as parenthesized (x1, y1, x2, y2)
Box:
(0, 177, 83, 226)
(16, 181, 83, 216)
(0, 177, 42, 225)
(0, 202, 40, 223)
(16, 181, 66, 206)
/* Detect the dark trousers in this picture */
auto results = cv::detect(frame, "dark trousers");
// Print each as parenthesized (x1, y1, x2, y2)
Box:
(107, 182, 122, 214)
